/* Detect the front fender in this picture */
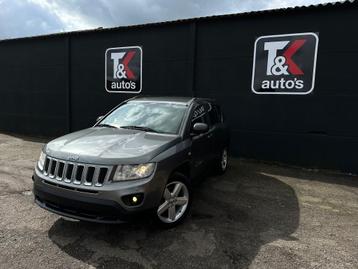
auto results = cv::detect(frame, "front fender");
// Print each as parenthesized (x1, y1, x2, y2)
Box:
(151, 139, 192, 181)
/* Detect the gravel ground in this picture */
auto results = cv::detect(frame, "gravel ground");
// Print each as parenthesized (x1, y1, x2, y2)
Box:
(0, 133, 357, 269)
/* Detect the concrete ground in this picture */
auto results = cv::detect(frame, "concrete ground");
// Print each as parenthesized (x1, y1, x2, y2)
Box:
(0, 133, 357, 269)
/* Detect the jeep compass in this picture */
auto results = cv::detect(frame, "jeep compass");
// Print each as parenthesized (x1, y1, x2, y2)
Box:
(33, 96, 229, 227)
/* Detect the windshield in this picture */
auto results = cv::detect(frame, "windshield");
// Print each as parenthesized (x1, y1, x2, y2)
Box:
(98, 101, 188, 134)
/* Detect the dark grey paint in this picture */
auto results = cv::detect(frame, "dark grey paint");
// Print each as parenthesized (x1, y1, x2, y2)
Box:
(45, 127, 181, 165)
(33, 97, 229, 223)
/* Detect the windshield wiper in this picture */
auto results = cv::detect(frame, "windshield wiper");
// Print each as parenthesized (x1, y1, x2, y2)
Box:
(120, 125, 158, 133)
(96, 123, 118, 129)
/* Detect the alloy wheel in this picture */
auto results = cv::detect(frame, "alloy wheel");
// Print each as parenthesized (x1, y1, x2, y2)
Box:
(221, 148, 228, 171)
(157, 181, 189, 224)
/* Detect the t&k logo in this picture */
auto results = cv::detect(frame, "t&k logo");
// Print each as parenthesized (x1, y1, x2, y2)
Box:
(265, 39, 306, 76)
(105, 46, 142, 93)
(252, 33, 319, 95)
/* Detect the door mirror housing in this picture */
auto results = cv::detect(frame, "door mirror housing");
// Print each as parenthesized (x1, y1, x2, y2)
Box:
(192, 122, 209, 134)
(96, 115, 104, 122)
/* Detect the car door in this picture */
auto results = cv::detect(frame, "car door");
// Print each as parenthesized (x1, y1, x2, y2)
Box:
(207, 103, 227, 159)
(189, 102, 214, 179)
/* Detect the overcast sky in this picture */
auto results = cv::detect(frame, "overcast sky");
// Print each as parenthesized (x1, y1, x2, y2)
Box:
(0, 0, 342, 39)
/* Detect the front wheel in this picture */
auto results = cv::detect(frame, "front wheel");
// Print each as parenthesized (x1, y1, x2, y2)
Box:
(155, 173, 191, 228)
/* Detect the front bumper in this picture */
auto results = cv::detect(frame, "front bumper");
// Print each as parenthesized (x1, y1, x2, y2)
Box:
(33, 167, 166, 223)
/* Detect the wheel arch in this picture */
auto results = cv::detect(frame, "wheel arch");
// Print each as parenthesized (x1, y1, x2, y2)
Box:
(169, 161, 191, 181)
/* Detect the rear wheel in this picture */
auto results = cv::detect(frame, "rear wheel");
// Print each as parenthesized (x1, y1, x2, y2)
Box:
(214, 147, 228, 175)
(156, 173, 191, 227)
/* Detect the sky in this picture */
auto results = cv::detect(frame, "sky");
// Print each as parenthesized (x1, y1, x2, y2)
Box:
(0, 0, 344, 40)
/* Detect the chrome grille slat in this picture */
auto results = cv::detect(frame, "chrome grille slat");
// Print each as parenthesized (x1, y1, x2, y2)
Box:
(62, 163, 68, 181)
(81, 165, 90, 186)
(104, 167, 111, 182)
(72, 165, 79, 184)
(46, 158, 52, 176)
(81, 165, 88, 185)
(62, 162, 68, 181)
(44, 157, 50, 175)
(54, 161, 60, 179)
(93, 168, 101, 187)
(49, 159, 55, 178)
(64, 163, 75, 183)
(40, 156, 111, 188)
(81, 166, 86, 184)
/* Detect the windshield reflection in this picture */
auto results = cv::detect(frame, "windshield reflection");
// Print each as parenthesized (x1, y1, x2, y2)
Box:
(99, 101, 187, 134)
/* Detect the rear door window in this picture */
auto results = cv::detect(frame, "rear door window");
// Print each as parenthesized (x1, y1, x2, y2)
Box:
(191, 103, 211, 126)
(208, 105, 222, 125)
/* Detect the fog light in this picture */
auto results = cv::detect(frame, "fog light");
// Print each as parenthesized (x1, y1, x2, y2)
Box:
(122, 193, 144, 206)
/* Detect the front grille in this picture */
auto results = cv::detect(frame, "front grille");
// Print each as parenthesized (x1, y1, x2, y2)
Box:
(42, 156, 112, 187)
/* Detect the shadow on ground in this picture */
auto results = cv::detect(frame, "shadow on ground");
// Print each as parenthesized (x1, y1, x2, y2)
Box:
(251, 159, 358, 188)
(48, 161, 299, 269)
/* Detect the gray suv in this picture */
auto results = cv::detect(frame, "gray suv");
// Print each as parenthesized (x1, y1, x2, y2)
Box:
(33, 96, 229, 227)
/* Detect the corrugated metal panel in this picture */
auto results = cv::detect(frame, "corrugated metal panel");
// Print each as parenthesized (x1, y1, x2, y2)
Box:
(0, 0, 355, 43)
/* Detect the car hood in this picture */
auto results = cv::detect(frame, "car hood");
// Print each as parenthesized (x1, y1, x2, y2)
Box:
(45, 127, 181, 165)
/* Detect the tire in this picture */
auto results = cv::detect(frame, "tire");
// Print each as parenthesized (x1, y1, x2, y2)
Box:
(214, 147, 228, 175)
(155, 172, 191, 228)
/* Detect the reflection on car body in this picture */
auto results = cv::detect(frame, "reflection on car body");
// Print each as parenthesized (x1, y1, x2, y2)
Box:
(33, 96, 230, 227)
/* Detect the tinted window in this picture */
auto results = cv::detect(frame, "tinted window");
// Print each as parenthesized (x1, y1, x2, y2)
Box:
(100, 101, 187, 134)
(191, 103, 211, 125)
(208, 105, 222, 125)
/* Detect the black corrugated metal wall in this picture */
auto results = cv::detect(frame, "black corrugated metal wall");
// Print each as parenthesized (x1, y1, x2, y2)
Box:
(0, 2, 357, 172)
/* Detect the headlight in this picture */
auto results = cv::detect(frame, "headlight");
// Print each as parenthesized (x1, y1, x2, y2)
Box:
(38, 152, 46, 171)
(113, 163, 156, 181)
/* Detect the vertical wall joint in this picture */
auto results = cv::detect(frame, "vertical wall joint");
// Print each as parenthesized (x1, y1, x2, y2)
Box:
(66, 36, 72, 133)
(189, 21, 198, 97)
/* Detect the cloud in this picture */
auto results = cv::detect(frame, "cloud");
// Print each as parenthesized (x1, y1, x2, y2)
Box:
(0, 0, 344, 39)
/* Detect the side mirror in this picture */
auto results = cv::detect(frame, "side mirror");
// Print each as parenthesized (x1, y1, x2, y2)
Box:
(192, 122, 209, 134)
(96, 115, 104, 122)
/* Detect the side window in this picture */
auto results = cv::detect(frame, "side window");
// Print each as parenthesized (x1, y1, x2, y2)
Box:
(208, 104, 222, 125)
(216, 105, 223, 123)
(191, 103, 211, 126)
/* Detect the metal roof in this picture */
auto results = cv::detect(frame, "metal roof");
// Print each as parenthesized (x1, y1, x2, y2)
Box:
(129, 96, 194, 104)
(0, 0, 355, 43)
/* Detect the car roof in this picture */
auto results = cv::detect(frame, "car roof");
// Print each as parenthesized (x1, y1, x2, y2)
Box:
(129, 96, 215, 105)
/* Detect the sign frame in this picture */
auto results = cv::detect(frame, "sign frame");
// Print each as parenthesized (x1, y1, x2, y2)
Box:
(105, 45, 143, 94)
(251, 32, 319, 95)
